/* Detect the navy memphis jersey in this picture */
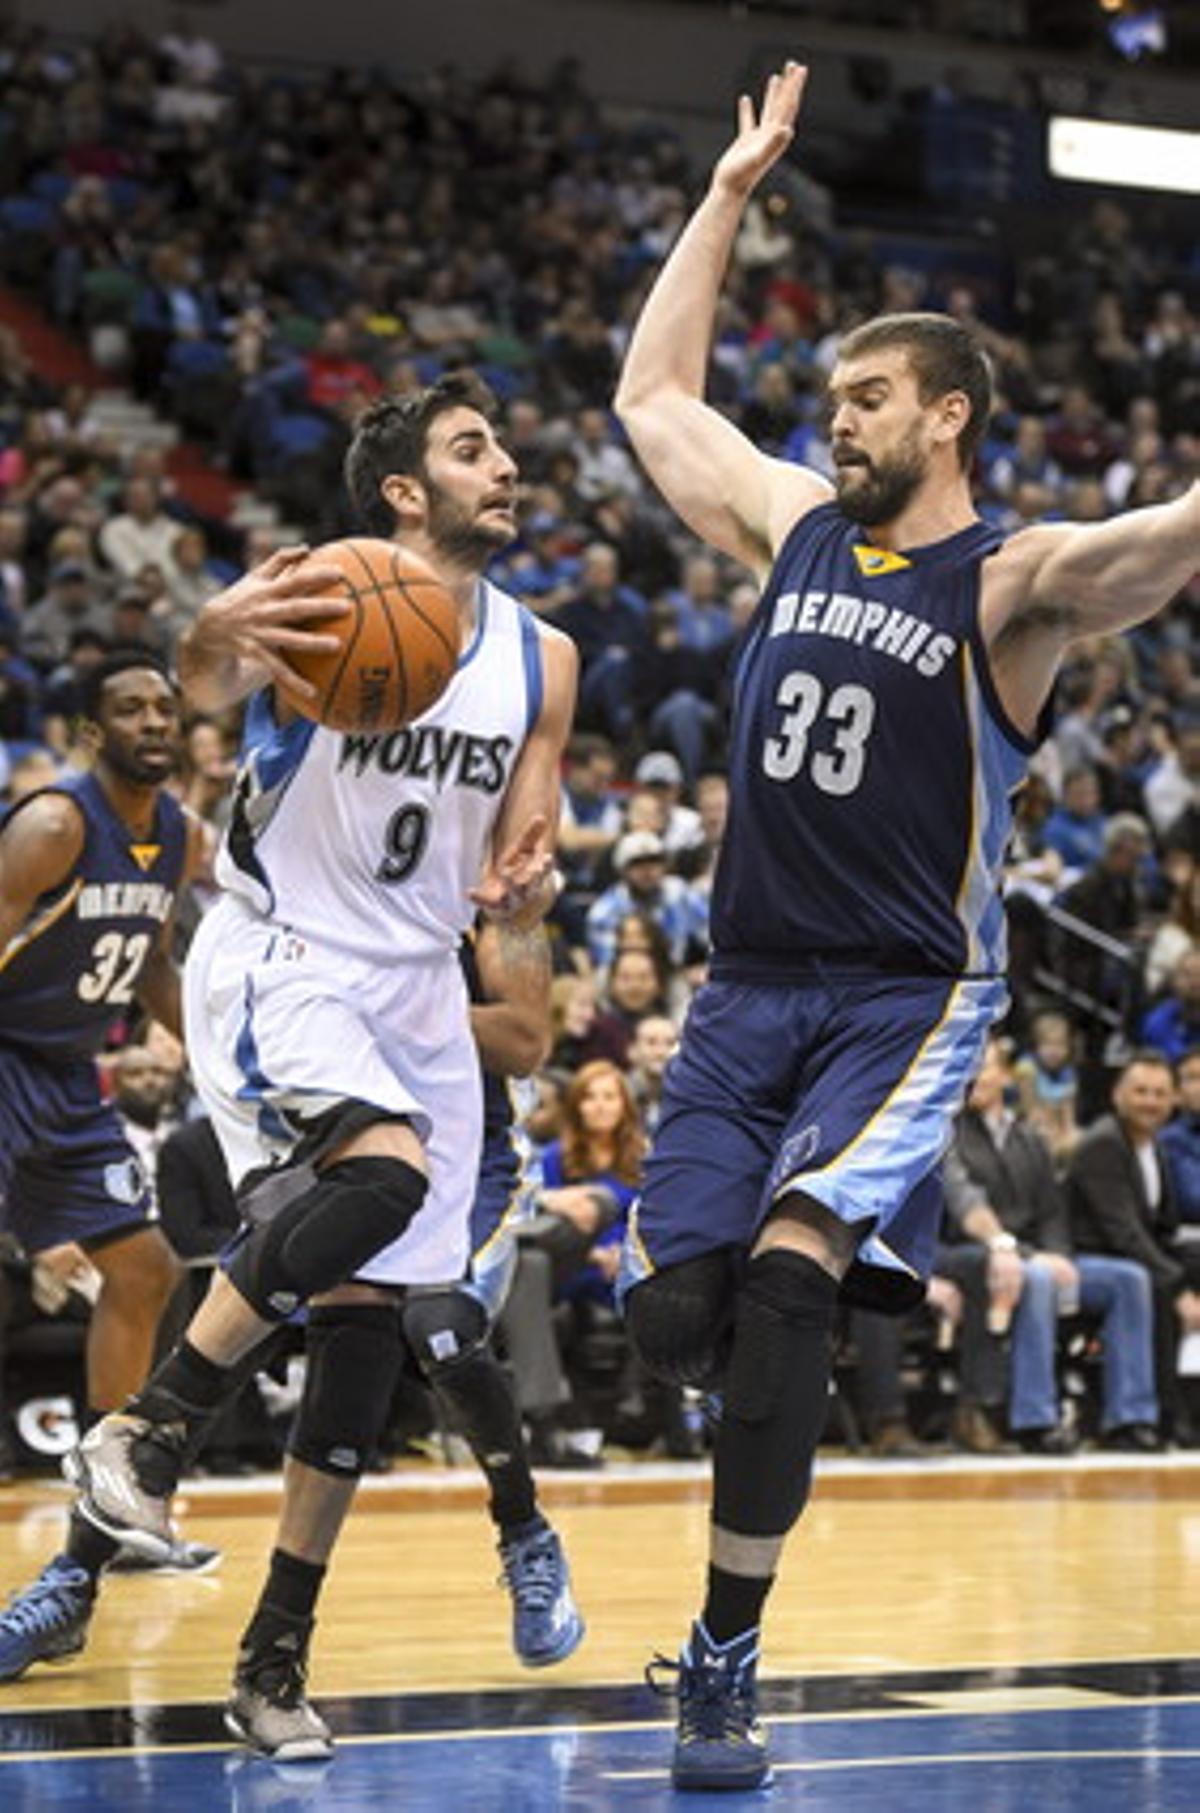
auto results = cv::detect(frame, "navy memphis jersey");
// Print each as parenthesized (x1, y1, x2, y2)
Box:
(712, 502, 1039, 978)
(0, 772, 185, 1059)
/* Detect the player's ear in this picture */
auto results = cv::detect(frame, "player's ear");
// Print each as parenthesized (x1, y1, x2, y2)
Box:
(933, 388, 970, 450)
(380, 472, 425, 529)
(73, 714, 102, 759)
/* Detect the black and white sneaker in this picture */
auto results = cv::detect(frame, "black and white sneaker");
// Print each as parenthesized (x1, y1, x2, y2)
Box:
(225, 1620, 334, 1762)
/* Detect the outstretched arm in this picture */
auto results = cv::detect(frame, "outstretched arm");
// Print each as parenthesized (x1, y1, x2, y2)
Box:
(982, 483, 1199, 737)
(177, 545, 351, 713)
(614, 60, 832, 577)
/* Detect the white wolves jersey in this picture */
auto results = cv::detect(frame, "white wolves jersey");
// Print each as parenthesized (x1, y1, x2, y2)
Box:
(217, 579, 544, 961)
(712, 503, 1048, 979)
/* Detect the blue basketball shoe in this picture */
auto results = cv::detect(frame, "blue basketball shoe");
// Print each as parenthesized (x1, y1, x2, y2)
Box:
(648, 1618, 769, 1791)
(0, 1557, 95, 1682)
(498, 1520, 585, 1667)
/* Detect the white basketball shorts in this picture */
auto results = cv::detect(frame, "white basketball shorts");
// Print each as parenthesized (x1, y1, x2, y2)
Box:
(183, 893, 481, 1286)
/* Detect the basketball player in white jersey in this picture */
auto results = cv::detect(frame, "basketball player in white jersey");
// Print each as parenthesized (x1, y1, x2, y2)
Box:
(67, 375, 578, 1741)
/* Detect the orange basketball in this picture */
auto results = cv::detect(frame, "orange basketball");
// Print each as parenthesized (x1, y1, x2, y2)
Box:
(280, 538, 459, 733)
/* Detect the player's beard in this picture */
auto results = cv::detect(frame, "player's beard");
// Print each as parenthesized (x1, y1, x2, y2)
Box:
(426, 485, 514, 568)
(834, 428, 928, 528)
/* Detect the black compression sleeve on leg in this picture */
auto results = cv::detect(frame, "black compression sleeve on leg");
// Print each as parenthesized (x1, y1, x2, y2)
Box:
(712, 1248, 839, 1539)
(401, 1290, 537, 1531)
(288, 1303, 404, 1478)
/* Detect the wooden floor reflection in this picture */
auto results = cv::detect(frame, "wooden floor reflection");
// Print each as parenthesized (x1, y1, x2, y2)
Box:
(1, 1452, 1197, 1712)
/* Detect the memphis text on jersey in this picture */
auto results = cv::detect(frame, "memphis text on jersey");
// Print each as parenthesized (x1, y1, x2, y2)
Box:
(76, 880, 175, 922)
(768, 587, 957, 677)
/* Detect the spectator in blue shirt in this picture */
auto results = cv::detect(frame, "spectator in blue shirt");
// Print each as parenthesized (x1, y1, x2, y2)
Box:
(1043, 765, 1108, 881)
(585, 829, 709, 972)
(665, 551, 735, 655)
(1161, 1048, 1200, 1228)
(556, 543, 649, 745)
(1142, 952, 1200, 1065)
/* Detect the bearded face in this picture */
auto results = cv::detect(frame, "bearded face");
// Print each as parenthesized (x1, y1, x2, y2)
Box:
(833, 416, 929, 528)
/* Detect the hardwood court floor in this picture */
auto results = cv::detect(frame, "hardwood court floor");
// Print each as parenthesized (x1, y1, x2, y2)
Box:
(1, 1452, 1199, 1807)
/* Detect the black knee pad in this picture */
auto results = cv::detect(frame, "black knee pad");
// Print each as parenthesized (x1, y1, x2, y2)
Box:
(714, 1250, 840, 1539)
(400, 1287, 489, 1382)
(625, 1251, 738, 1389)
(288, 1302, 403, 1478)
(723, 1249, 839, 1425)
(228, 1156, 427, 1320)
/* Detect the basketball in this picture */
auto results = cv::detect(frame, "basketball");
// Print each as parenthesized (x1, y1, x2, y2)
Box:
(279, 538, 460, 733)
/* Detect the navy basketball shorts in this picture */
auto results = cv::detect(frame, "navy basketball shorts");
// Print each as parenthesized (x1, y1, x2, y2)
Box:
(0, 1044, 154, 1255)
(623, 969, 1006, 1313)
(463, 1132, 534, 1323)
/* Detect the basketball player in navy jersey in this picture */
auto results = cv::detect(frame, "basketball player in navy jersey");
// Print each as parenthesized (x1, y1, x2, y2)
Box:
(224, 918, 583, 1761)
(0, 650, 214, 1681)
(63, 376, 578, 1751)
(614, 62, 1200, 1790)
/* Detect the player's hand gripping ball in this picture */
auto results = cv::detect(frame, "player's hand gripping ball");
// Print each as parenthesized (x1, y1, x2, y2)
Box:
(278, 538, 459, 732)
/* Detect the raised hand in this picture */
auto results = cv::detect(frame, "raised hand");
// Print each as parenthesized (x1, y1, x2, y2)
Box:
(186, 545, 352, 703)
(712, 60, 807, 201)
(469, 812, 558, 926)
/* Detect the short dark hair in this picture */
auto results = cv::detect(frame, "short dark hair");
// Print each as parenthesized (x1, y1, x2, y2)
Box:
(343, 371, 500, 535)
(1117, 1047, 1174, 1082)
(79, 647, 174, 722)
(837, 312, 994, 470)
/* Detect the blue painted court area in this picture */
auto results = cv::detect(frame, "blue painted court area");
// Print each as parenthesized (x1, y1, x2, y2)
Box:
(3, 1699, 1200, 1811)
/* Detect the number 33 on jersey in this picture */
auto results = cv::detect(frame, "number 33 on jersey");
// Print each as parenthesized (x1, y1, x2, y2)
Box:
(714, 503, 1045, 979)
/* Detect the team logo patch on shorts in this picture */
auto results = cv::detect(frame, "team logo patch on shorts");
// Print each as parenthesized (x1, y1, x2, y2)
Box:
(104, 1157, 148, 1207)
(771, 1123, 823, 1193)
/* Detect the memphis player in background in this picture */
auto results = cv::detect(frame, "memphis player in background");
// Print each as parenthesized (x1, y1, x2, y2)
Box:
(224, 917, 583, 1762)
(0, 650, 211, 1682)
(614, 60, 1200, 1791)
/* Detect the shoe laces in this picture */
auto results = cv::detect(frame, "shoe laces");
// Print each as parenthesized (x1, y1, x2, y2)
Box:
(499, 1533, 560, 1610)
(0, 1567, 89, 1638)
(645, 1652, 758, 1742)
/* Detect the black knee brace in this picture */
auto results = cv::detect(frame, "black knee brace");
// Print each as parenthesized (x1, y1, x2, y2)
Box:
(400, 1287, 490, 1382)
(714, 1249, 839, 1538)
(625, 1251, 738, 1389)
(228, 1156, 427, 1321)
(288, 1302, 403, 1478)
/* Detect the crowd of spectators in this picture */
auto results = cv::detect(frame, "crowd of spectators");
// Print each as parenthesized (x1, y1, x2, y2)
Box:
(0, 20, 1197, 1472)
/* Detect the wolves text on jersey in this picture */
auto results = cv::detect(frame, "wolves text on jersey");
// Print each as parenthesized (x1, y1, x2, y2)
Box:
(337, 725, 515, 795)
(768, 588, 957, 677)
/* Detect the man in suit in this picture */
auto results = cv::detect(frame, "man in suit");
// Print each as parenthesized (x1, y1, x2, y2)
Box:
(944, 1038, 1159, 1452)
(1067, 1050, 1200, 1443)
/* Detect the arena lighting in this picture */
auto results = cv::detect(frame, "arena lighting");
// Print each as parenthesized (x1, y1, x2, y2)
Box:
(1048, 115, 1200, 195)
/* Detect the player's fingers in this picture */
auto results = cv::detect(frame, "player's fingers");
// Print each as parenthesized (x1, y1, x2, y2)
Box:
(257, 649, 321, 702)
(269, 565, 349, 599)
(737, 93, 753, 135)
(259, 594, 352, 626)
(507, 812, 550, 860)
(258, 544, 310, 578)
(260, 627, 346, 656)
